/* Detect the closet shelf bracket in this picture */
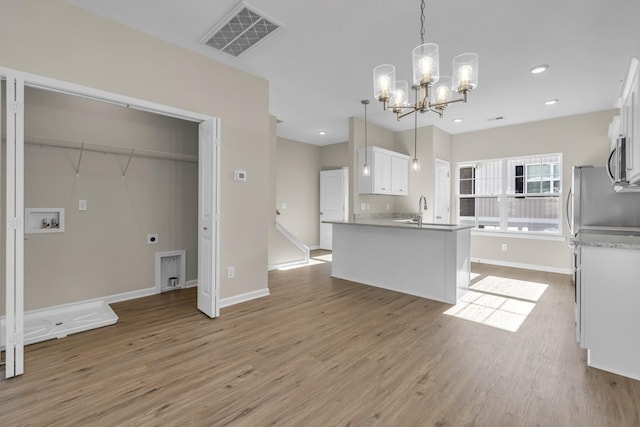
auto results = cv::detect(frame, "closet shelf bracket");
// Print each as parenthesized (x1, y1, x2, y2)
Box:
(122, 149, 135, 179)
(75, 143, 84, 177)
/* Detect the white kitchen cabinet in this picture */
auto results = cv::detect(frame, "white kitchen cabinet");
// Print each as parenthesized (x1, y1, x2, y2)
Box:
(620, 56, 640, 185)
(391, 155, 409, 195)
(373, 148, 392, 194)
(358, 146, 409, 196)
(579, 245, 640, 380)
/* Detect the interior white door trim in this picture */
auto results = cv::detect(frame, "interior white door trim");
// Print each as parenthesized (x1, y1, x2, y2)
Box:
(0, 67, 220, 376)
(4, 72, 25, 378)
(435, 158, 451, 224)
(319, 167, 349, 250)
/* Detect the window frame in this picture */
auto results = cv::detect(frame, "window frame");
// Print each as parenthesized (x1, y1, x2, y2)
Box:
(456, 153, 563, 235)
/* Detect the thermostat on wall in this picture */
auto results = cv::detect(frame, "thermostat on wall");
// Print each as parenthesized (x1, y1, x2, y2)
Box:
(234, 170, 247, 182)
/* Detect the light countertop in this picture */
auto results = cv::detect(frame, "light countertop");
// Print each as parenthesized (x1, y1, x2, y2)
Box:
(572, 229, 640, 250)
(323, 219, 473, 232)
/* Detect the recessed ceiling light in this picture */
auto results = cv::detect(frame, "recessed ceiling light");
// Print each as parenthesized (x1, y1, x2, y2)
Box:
(318, 130, 327, 135)
(545, 99, 559, 105)
(453, 118, 463, 123)
(530, 64, 549, 74)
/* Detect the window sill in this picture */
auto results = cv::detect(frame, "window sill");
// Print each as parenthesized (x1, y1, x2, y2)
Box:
(471, 229, 567, 241)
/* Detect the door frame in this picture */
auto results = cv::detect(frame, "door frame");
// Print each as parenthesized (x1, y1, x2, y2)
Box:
(434, 158, 451, 224)
(319, 167, 348, 250)
(1, 67, 220, 378)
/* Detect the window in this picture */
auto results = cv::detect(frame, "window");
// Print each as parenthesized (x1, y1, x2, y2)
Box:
(457, 154, 562, 234)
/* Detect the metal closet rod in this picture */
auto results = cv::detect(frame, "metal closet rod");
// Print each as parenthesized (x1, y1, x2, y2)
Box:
(24, 134, 198, 178)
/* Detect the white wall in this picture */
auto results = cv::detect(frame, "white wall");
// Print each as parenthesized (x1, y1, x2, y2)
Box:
(452, 110, 616, 272)
(20, 87, 198, 310)
(1, 0, 270, 303)
(349, 117, 401, 215)
(275, 137, 321, 246)
(394, 125, 452, 221)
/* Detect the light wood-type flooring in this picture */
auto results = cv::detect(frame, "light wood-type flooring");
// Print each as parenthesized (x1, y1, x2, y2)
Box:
(1, 251, 639, 426)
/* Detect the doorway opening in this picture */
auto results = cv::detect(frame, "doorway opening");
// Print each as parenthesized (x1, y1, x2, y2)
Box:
(2, 68, 220, 378)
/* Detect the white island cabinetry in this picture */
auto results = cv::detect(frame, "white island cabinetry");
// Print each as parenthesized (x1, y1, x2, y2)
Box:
(328, 220, 471, 304)
(358, 147, 409, 195)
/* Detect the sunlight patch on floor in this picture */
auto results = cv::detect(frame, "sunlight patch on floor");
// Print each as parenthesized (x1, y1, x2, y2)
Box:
(444, 276, 547, 332)
(277, 258, 326, 270)
(312, 253, 332, 262)
(470, 276, 548, 302)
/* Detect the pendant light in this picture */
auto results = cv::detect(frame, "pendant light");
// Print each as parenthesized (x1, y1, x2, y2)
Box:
(412, 106, 420, 172)
(362, 99, 370, 176)
(373, 0, 478, 121)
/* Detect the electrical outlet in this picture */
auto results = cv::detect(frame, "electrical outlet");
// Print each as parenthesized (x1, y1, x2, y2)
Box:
(227, 266, 235, 279)
(501, 243, 507, 251)
(147, 234, 158, 245)
(361, 203, 366, 210)
(78, 199, 87, 211)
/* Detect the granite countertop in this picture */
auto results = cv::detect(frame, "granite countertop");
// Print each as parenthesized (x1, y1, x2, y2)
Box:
(323, 218, 473, 232)
(572, 229, 640, 250)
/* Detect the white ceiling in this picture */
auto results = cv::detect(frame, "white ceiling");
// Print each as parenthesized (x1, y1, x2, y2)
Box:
(66, 0, 640, 146)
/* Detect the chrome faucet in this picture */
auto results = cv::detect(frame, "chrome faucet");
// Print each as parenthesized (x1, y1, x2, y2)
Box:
(415, 195, 428, 225)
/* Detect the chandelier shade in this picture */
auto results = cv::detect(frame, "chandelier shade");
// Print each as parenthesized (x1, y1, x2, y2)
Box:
(432, 76, 452, 105)
(391, 80, 411, 110)
(412, 43, 440, 86)
(373, 64, 396, 102)
(453, 53, 479, 93)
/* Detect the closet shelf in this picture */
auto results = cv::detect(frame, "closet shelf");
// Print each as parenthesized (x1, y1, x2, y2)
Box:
(24, 134, 198, 163)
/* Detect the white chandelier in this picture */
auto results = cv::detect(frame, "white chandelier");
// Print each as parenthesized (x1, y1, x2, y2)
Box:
(373, 0, 479, 120)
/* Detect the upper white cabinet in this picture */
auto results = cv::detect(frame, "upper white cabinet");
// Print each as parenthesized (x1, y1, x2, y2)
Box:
(358, 146, 409, 196)
(619, 56, 640, 185)
(391, 155, 409, 195)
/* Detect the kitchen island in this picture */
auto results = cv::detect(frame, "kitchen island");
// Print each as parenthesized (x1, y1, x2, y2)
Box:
(324, 219, 472, 304)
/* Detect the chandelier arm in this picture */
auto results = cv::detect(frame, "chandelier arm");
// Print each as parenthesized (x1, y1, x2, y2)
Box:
(398, 109, 418, 120)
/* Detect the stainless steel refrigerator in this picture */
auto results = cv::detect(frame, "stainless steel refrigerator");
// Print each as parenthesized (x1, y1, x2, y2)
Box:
(569, 166, 640, 235)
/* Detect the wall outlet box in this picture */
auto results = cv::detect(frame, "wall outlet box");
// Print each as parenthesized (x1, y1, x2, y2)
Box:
(147, 234, 158, 245)
(227, 266, 235, 279)
(234, 170, 247, 182)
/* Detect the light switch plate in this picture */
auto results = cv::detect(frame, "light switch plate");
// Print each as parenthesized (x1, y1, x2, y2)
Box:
(78, 200, 87, 211)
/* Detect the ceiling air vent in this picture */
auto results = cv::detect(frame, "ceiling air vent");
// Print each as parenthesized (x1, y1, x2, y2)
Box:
(201, 2, 281, 57)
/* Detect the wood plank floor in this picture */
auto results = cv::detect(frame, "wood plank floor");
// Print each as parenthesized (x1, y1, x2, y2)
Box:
(1, 252, 639, 426)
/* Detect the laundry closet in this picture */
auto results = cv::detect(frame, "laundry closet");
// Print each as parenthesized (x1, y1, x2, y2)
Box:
(2, 83, 199, 347)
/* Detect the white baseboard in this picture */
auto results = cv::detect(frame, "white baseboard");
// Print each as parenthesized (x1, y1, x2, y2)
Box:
(102, 287, 158, 304)
(185, 279, 198, 288)
(307, 245, 320, 250)
(219, 288, 270, 309)
(471, 257, 572, 275)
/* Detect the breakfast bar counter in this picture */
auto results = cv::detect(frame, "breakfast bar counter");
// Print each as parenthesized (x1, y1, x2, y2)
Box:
(324, 219, 472, 304)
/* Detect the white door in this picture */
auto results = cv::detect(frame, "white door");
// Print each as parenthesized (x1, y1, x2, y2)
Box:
(197, 118, 219, 318)
(4, 73, 25, 378)
(320, 168, 348, 250)
(435, 159, 451, 224)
